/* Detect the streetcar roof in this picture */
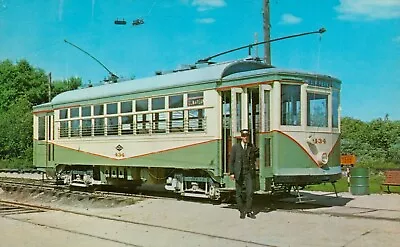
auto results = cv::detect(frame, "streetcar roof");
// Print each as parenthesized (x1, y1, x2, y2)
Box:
(36, 59, 341, 110)
(224, 67, 341, 82)
(48, 60, 270, 106)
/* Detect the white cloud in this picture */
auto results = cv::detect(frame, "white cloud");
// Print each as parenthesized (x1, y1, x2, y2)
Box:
(192, 0, 226, 12)
(280, 13, 302, 25)
(195, 18, 215, 24)
(335, 0, 400, 21)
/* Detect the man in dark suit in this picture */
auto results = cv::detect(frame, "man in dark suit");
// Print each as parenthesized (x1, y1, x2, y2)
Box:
(229, 129, 259, 219)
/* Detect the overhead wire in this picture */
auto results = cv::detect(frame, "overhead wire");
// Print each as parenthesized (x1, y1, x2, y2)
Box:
(145, 0, 157, 18)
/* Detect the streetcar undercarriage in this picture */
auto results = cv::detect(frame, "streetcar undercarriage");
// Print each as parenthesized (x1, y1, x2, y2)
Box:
(55, 164, 340, 201)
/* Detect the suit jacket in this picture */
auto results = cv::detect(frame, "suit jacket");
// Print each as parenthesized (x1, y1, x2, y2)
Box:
(229, 142, 259, 179)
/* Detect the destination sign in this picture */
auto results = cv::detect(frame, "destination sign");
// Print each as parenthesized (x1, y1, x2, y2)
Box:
(304, 78, 341, 89)
(188, 97, 204, 106)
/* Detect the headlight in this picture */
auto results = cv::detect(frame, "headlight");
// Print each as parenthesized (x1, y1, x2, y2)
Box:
(318, 152, 329, 165)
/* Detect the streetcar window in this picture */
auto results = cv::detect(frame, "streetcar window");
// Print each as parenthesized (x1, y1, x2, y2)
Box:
(107, 103, 118, 115)
(152, 97, 165, 110)
(222, 92, 231, 129)
(263, 90, 270, 131)
(136, 114, 150, 134)
(152, 112, 167, 133)
(60, 121, 68, 138)
(281, 85, 301, 126)
(121, 115, 133, 135)
(169, 111, 184, 132)
(94, 118, 105, 136)
(169, 95, 183, 108)
(71, 120, 80, 137)
(188, 92, 204, 106)
(332, 90, 340, 128)
(94, 105, 104, 116)
(59, 109, 68, 119)
(82, 106, 91, 117)
(307, 93, 328, 127)
(121, 101, 133, 113)
(189, 109, 205, 132)
(70, 107, 79, 118)
(136, 99, 148, 112)
(107, 117, 118, 135)
(38, 116, 45, 140)
(82, 119, 92, 136)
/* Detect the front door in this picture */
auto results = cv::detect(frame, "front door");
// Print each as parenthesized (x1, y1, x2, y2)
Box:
(221, 87, 261, 189)
(221, 88, 245, 175)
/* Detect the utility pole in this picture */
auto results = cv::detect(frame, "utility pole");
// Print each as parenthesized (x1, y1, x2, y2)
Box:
(263, 0, 271, 65)
(48, 72, 52, 102)
(254, 32, 259, 58)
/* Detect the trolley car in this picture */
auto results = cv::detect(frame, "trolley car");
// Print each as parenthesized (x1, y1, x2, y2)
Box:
(33, 59, 342, 199)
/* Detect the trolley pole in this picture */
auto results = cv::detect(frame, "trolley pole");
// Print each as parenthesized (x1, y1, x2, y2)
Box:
(263, 0, 271, 65)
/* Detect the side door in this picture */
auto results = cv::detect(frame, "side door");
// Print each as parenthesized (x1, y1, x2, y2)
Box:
(221, 88, 246, 176)
(259, 84, 273, 191)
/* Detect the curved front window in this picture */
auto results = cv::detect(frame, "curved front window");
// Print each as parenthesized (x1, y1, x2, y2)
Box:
(281, 85, 301, 126)
(307, 92, 328, 127)
(332, 90, 340, 128)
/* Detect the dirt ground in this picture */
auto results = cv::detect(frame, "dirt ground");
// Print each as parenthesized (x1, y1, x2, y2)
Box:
(1, 187, 400, 247)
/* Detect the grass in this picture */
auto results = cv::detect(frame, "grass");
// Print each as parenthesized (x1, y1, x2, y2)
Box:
(307, 171, 400, 194)
(0, 158, 33, 170)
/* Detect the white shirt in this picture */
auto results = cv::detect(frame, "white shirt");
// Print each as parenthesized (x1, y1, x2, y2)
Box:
(241, 141, 247, 150)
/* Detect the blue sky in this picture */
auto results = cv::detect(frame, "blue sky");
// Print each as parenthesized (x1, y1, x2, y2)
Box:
(0, 0, 399, 121)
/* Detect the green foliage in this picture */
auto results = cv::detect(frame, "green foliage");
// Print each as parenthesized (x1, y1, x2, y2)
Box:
(307, 176, 350, 192)
(341, 116, 400, 168)
(0, 97, 33, 159)
(0, 59, 82, 165)
(51, 77, 82, 98)
(355, 160, 399, 171)
(0, 59, 48, 111)
(0, 158, 33, 169)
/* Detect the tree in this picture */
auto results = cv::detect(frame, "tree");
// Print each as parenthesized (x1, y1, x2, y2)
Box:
(0, 97, 33, 159)
(0, 59, 49, 111)
(341, 116, 400, 164)
(0, 59, 82, 163)
(51, 77, 82, 99)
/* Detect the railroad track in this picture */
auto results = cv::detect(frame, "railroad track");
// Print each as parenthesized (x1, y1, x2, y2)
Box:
(0, 199, 144, 247)
(1, 177, 399, 223)
(0, 200, 46, 216)
(0, 177, 170, 201)
(0, 198, 275, 247)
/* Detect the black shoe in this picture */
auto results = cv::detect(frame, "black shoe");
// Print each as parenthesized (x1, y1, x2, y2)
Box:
(240, 212, 246, 219)
(246, 212, 256, 219)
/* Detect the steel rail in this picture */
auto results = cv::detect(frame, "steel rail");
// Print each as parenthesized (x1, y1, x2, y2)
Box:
(0, 199, 275, 247)
(2, 178, 400, 223)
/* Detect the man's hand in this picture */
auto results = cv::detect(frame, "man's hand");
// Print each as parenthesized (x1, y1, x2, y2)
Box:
(229, 174, 235, 180)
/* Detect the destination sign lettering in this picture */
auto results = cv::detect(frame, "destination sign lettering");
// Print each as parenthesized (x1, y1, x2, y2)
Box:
(304, 78, 341, 89)
(188, 97, 204, 106)
(305, 79, 332, 88)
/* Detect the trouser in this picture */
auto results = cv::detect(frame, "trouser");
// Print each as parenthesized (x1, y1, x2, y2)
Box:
(235, 172, 253, 213)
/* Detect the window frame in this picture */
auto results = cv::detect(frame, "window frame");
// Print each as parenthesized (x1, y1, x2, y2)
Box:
(55, 90, 207, 138)
(280, 84, 301, 127)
